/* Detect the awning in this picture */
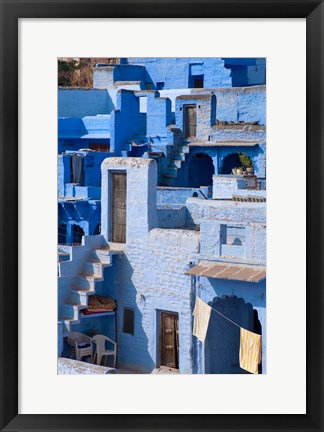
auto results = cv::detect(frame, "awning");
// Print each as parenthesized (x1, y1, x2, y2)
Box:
(185, 261, 266, 283)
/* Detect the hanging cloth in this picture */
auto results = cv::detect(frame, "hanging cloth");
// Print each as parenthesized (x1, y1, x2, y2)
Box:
(71, 154, 83, 184)
(192, 296, 212, 343)
(239, 327, 262, 374)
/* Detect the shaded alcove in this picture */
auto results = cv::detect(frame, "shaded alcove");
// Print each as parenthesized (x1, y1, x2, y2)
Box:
(188, 153, 214, 188)
(94, 223, 101, 235)
(205, 295, 262, 374)
(72, 224, 84, 244)
(221, 152, 242, 174)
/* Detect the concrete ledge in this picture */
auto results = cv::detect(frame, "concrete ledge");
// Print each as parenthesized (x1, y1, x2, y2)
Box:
(58, 358, 117, 374)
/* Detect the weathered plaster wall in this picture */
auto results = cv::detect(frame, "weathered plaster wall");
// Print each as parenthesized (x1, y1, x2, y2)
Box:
(126, 58, 232, 89)
(157, 186, 210, 205)
(157, 205, 188, 228)
(186, 198, 266, 264)
(99, 227, 199, 373)
(213, 175, 266, 200)
(145, 86, 266, 125)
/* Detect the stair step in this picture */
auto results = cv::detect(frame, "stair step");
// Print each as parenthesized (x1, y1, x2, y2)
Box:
(71, 288, 93, 294)
(83, 260, 110, 277)
(64, 301, 87, 309)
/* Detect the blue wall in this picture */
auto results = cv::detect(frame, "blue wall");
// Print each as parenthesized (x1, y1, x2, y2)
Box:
(146, 92, 172, 136)
(58, 116, 111, 153)
(58, 89, 115, 117)
(110, 90, 144, 154)
(126, 57, 232, 89)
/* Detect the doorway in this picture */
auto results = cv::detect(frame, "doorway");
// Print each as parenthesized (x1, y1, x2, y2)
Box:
(159, 312, 179, 369)
(188, 153, 214, 187)
(72, 224, 84, 245)
(111, 171, 127, 243)
(184, 104, 197, 138)
(205, 296, 254, 374)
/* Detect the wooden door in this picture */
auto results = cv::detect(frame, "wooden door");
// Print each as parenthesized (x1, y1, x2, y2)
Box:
(184, 104, 197, 138)
(160, 312, 179, 369)
(111, 172, 126, 243)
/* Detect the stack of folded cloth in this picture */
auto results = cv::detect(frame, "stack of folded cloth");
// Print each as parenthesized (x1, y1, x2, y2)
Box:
(82, 295, 116, 315)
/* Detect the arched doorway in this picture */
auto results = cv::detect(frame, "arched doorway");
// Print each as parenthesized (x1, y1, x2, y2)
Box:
(188, 153, 214, 188)
(72, 224, 84, 245)
(221, 152, 242, 174)
(205, 295, 261, 374)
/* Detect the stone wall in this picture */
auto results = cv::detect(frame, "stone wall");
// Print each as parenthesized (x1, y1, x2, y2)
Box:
(126, 58, 232, 89)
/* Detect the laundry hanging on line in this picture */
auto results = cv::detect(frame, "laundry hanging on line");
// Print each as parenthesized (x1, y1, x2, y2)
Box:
(192, 296, 212, 343)
(192, 295, 262, 374)
(239, 327, 262, 375)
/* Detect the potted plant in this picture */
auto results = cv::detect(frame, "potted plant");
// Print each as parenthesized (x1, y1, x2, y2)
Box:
(236, 167, 244, 175)
(239, 153, 254, 174)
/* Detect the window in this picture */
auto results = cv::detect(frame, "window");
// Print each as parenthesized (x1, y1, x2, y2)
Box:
(89, 143, 110, 152)
(156, 81, 164, 90)
(123, 308, 134, 335)
(220, 225, 246, 258)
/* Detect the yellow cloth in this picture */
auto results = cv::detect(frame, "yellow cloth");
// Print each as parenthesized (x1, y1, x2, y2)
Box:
(192, 297, 212, 343)
(239, 327, 262, 374)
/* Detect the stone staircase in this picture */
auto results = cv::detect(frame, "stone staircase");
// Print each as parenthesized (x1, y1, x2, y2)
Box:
(161, 142, 190, 185)
(58, 239, 121, 334)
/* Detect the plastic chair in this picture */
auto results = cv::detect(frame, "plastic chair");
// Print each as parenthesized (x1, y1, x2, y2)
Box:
(92, 335, 117, 368)
(66, 331, 93, 363)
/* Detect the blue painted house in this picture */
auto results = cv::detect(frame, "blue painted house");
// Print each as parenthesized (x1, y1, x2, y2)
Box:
(58, 157, 266, 374)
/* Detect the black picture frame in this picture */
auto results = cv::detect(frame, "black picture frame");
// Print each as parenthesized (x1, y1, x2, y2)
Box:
(1, 1, 323, 431)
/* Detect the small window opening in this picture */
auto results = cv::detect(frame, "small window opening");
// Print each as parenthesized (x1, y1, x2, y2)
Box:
(156, 82, 164, 90)
(89, 143, 110, 152)
(123, 308, 134, 335)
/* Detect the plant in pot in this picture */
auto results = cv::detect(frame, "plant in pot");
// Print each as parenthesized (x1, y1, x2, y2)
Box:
(236, 167, 244, 175)
(239, 153, 254, 174)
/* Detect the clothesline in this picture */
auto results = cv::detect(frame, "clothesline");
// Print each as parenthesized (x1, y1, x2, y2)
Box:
(192, 294, 262, 374)
(194, 293, 243, 330)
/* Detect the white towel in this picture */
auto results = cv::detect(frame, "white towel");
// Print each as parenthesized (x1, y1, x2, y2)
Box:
(192, 297, 212, 343)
